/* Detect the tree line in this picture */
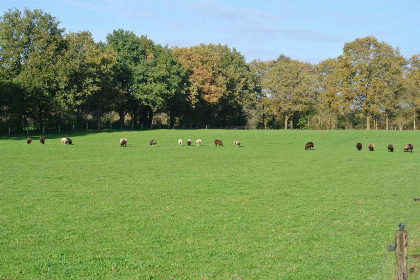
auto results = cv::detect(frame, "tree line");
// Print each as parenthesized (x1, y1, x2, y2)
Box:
(1, 8, 419, 134)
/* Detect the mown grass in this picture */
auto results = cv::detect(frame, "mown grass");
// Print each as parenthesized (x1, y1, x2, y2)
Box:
(0, 129, 419, 279)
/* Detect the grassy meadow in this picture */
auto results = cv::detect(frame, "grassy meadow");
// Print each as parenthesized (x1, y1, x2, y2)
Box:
(0, 129, 419, 279)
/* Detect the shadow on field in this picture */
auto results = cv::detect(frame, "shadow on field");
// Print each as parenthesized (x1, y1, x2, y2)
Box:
(0, 129, 152, 141)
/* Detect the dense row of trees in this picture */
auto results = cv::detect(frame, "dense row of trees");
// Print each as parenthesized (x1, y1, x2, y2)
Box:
(1, 8, 420, 133)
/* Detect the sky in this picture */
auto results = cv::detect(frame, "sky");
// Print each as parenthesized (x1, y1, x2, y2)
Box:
(1, 0, 419, 63)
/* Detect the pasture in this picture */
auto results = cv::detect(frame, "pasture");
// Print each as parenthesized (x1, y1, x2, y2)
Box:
(0, 129, 419, 279)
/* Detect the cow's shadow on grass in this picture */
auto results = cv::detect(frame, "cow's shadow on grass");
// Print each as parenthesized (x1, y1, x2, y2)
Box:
(1, 129, 158, 141)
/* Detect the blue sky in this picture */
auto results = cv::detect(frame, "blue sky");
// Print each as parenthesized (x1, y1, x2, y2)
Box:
(1, 0, 419, 63)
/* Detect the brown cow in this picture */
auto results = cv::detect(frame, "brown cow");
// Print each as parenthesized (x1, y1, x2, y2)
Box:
(404, 144, 413, 152)
(214, 139, 223, 146)
(120, 138, 127, 147)
(305, 142, 314, 150)
(187, 139, 192, 146)
(26, 138, 32, 144)
(150, 140, 157, 147)
(67, 138, 73, 145)
(356, 143, 362, 150)
(387, 144, 394, 152)
(39, 137, 45, 144)
(368, 143, 374, 151)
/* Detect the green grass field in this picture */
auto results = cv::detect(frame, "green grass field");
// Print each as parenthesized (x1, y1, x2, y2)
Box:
(0, 129, 419, 279)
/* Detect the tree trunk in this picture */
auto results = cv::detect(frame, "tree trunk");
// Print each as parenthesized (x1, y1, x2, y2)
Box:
(38, 107, 44, 131)
(318, 115, 321, 130)
(284, 115, 289, 130)
(238, 108, 243, 126)
(148, 109, 154, 128)
(414, 110, 416, 131)
(366, 113, 370, 130)
(119, 111, 125, 128)
(262, 104, 265, 129)
(328, 112, 331, 130)
(386, 115, 389, 131)
(290, 119, 293, 130)
(132, 110, 138, 129)
(97, 104, 101, 130)
(169, 115, 175, 128)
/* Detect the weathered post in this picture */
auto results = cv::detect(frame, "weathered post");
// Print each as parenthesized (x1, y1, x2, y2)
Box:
(395, 223, 408, 280)
(8, 127, 11, 136)
(42, 125, 45, 134)
(58, 125, 61, 133)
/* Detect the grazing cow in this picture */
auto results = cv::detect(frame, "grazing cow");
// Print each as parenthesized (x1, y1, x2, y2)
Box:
(305, 142, 314, 150)
(196, 139, 202, 146)
(368, 142, 374, 151)
(178, 139, 183, 146)
(39, 137, 45, 144)
(187, 139, 192, 146)
(26, 138, 32, 144)
(214, 139, 223, 146)
(356, 143, 362, 150)
(404, 144, 413, 152)
(387, 144, 394, 152)
(120, 138, 127, 147)
(234, 140, 240, 147)
(61, 137, 69, 145)
(67, 138, 72, 145)
(150, 140, 157, 147)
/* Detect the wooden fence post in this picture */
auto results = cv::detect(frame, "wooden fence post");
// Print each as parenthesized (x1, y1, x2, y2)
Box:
(395, 223, 408, 280)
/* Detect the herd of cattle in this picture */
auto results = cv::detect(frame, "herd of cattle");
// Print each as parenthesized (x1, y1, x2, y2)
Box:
(24, 137, 414, 152)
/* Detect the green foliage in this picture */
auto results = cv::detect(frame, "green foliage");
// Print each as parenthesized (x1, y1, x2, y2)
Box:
(262, 55, 316, 129)
(0, 8, 419, 131)
(338, 37, 406, 129)
(0, 8, 65, 128)
(173, 44, 256, 127)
